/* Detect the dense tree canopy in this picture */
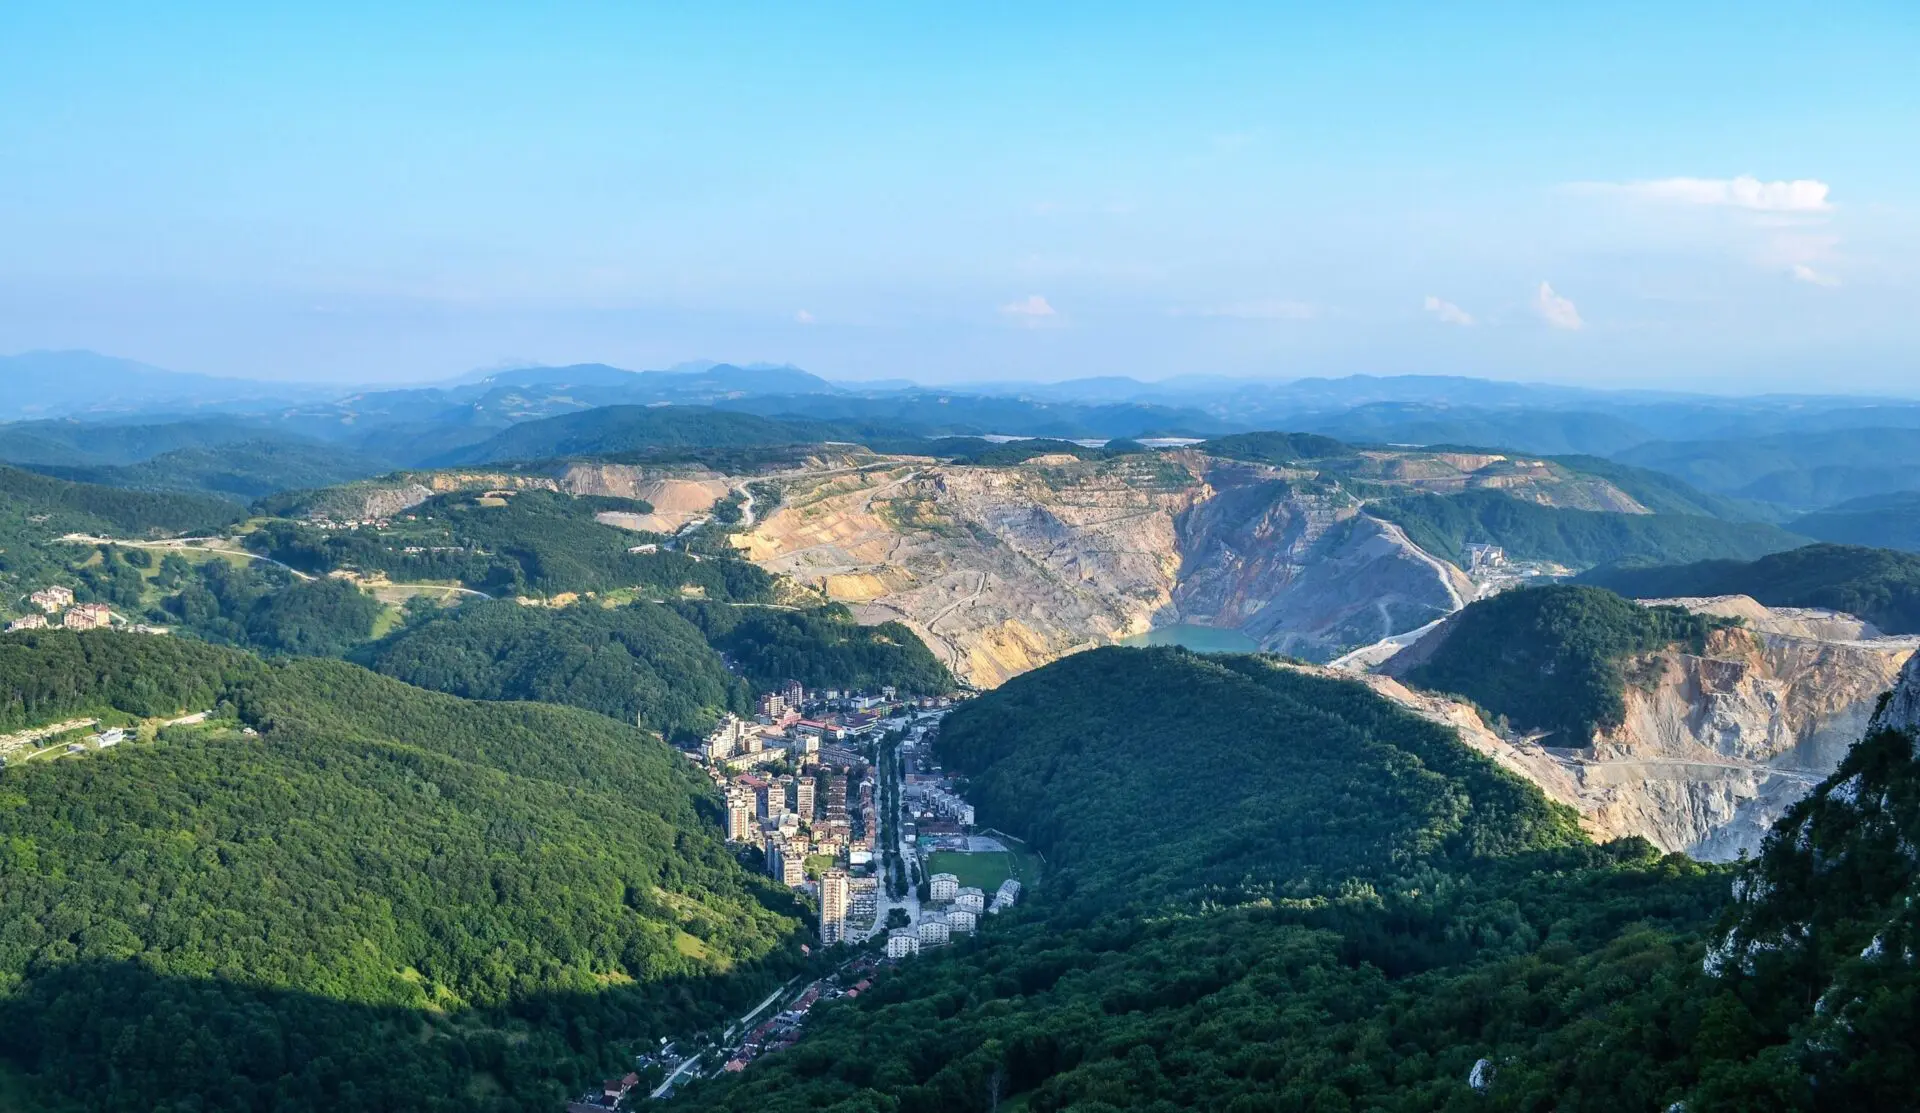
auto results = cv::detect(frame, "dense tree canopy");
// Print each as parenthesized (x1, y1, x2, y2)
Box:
(0, 637, 809, 1113)
(671, 648, 1784, 1113)
(1581, 542, 1920, 635)
(1403, 585, 1730, 744)
(1373, 489, 1803, 570)
(247, 490, 775, 601)
(674, 603, 955, 696)
(363, 598, 749, 739)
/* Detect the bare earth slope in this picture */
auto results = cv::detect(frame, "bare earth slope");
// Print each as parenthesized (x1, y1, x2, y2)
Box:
(737, 450, 1600, 686)
(1352, 596, 1918, 860)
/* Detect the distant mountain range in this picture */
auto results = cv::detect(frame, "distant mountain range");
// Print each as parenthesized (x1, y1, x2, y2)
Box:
(9, 348, 1920, 532)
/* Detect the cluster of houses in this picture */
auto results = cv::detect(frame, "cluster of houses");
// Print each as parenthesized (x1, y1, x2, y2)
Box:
(564, 1072, 642, 1113)
(711, 956, 882, 1082)
(8, 587, 120, 632)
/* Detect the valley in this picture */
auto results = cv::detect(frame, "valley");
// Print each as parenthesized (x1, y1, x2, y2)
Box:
(4, 380, 1920, 1113)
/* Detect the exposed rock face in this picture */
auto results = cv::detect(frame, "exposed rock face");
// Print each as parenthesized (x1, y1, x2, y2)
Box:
(734, 452, 1519, 686)
(1348, 597, 1920, 860)
(1870, 650, 1920, 736)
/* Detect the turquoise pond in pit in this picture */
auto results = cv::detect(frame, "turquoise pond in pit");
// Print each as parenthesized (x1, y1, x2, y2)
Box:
(1117, 624, 1261, 653)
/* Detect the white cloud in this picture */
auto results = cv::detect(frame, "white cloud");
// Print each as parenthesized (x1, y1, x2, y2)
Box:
(1422, 295, 1475, 326)
(1532, 282, 1584, 330)
(1791, 263, 1840, 287)
(1588, 176, 1833, 213)
(793, 309, 816, 324)
(1182, 299, 1320, 321)
(1000, 294, 1057, 318)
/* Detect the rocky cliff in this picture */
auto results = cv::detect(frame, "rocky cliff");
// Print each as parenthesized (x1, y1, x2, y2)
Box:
(1351, 596, 1919, 860)
(1700, 650, 1920, 1104)
(736, 452, 1519, 685)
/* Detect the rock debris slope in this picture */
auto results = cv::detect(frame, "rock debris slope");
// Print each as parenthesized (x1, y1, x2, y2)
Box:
(735, 450, 1571, 686)
(1353, 595, 1919, 860)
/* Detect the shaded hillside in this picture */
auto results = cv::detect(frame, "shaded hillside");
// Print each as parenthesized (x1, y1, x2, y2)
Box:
(673, 648, 1790, 1113)
(1399, 585, 1732, 744)
(1372, 489, 1803, 569)
(30, 439, 393, 502)
(1301, 403, 1654, 456)
(1615, 427, 1920, 510)
(426, 406, 849, 467)
(1580, 544, 1920, 635)
(1196, 430, 1351, 464)
(1789, 490, 1920, 553)
(361, 599, 750, 739)
(0, 464, 241, 536)
(0, 415, 287, 468)
(0, 635, 807, 1113)
(673, 602, 954, 697)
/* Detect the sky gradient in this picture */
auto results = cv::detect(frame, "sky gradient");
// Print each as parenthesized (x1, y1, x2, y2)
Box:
(2, 2, 1916, 390)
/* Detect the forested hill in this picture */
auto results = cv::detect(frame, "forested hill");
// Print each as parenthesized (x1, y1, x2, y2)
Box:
(937, 647, 1584, 899)
(1400, 584, 1731, 744)
(0, 463, 241, 536)
(673, 648, 1786, 1112)
(1371, 489, 1803, 570)
(360, 598, 751, 739)
(0, 632, 809, 1113)
(1579, 543, 1920, 635)
(359, 600, 953, 740)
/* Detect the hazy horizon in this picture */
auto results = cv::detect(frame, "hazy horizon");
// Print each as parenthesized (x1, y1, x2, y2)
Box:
(4, 3, 1916, 392)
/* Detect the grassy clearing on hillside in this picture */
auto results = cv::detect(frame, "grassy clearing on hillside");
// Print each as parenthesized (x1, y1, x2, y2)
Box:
(923, 850, 1037, 892)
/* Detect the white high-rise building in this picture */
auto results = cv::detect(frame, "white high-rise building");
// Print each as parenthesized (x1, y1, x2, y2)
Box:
(954, 887, 986, 914)
(916, 917, 950, 946)
(725, 794, 756, 842)
(929, 873, 960, 902)
(820, 869, 850, 944)
(886, 929, 921, 958)
(947, 908, 978, 934)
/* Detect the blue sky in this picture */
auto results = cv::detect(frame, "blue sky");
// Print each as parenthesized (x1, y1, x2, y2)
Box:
(2, 2, 1916, 391)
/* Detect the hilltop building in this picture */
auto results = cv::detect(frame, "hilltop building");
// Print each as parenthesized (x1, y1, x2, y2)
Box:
(63, 603, 112, 630)
(7, 614, 48, 632)
(29, 586, 73, 613)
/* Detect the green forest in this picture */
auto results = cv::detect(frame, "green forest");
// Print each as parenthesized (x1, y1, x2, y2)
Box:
(362, 598, 750, 739)
(670, 646, 1873, 1112)
(245, 489, 776, 601)
(1, 467, 244, 609)
(1371, 489, 1803, 569)
(1403, 584, 1731, 743)
(672, 603, 955, 696)
(0, 634, 810, 1113)
(31, 439, 391, 503)
(1581, 543, 1920, 634)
